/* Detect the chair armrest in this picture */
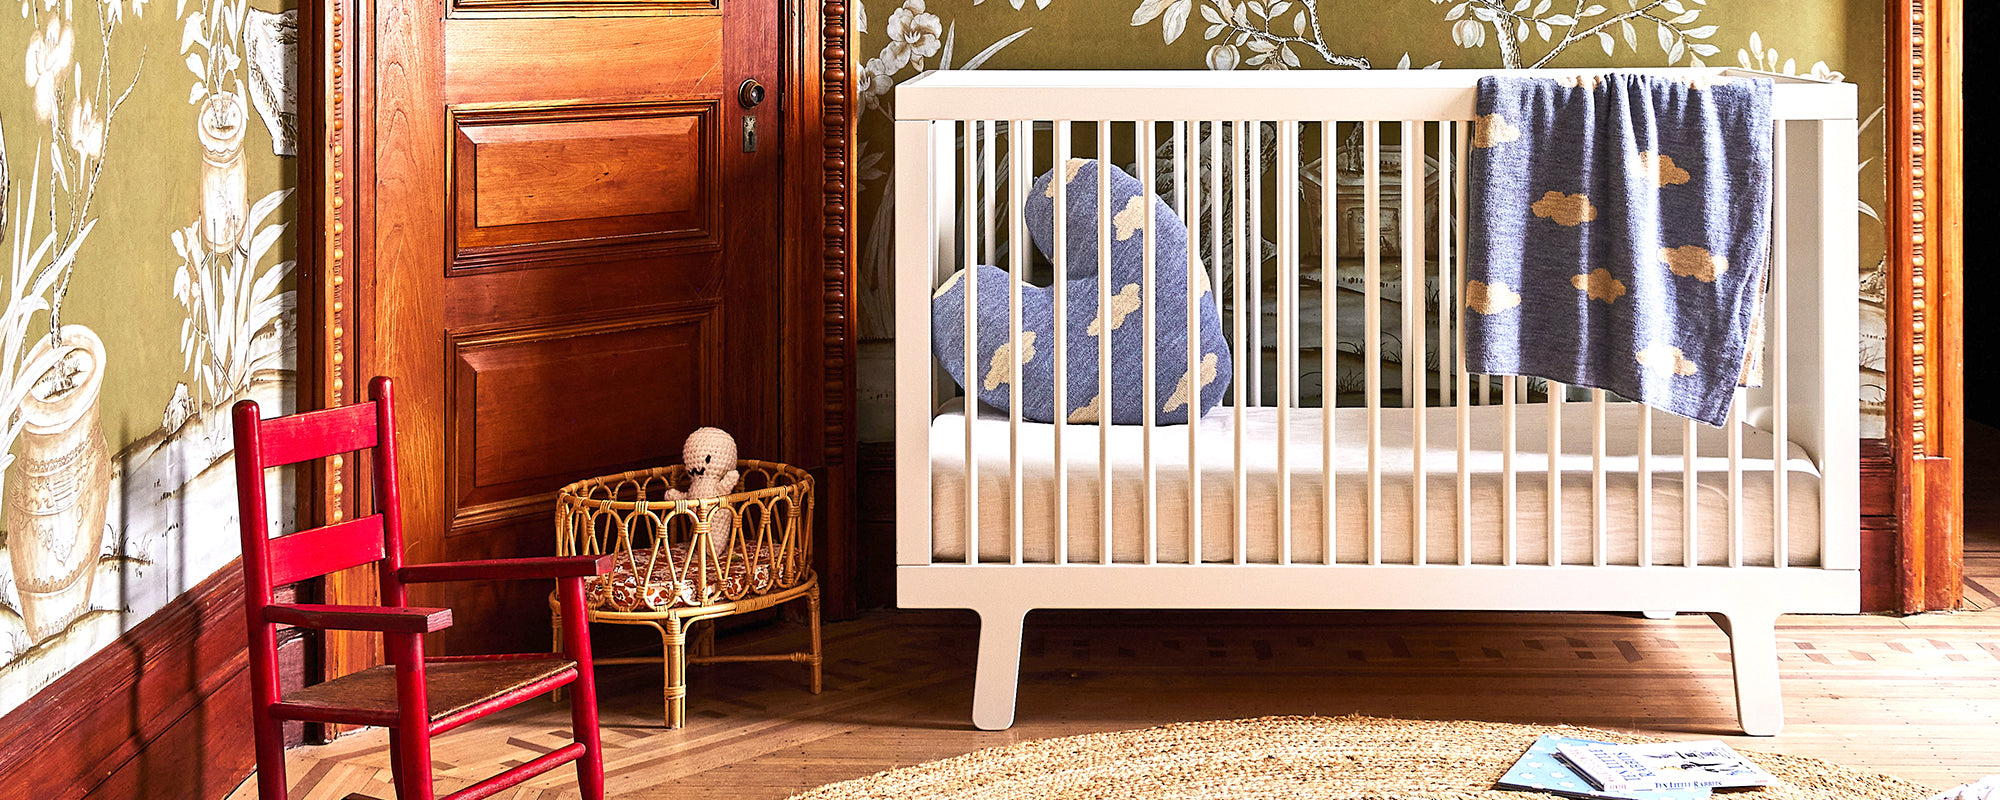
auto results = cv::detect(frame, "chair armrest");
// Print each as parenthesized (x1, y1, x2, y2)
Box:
(399, 555, 613, 584)
(265, 603, 453, 633)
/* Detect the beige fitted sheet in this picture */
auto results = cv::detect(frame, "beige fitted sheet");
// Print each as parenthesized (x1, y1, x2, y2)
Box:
(929, 402, 1822, 567)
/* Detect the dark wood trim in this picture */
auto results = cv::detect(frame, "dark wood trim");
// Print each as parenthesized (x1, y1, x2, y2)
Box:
(811, 0, 859, 618)
(0, 565, 255, 799)
(1886, 0, 1964, 613)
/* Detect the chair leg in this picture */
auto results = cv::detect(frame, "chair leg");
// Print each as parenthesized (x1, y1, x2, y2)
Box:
(569, 657, 606, 799)
(390, 723, 435, 800)
(807, 584, 823, 695)
(252, 713, 289, 799)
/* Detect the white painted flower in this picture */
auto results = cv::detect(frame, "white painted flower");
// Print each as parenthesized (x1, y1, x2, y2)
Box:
(67, 78, 104, 159)
(25, 18, 74, 122)
(1205, 43, 1240, 71)
(856, 55, 896, 111)
(884, 0, 943, 73)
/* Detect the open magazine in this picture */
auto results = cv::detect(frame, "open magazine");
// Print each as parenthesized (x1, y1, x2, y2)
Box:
(1497, 735, 1713, 800)
(1553, 739, 1777, 792)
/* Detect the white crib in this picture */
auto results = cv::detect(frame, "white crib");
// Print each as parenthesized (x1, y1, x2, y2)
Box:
(892, 69, 1858, 736)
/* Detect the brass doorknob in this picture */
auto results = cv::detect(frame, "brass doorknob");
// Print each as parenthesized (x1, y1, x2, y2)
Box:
(738, 79, 766, 109)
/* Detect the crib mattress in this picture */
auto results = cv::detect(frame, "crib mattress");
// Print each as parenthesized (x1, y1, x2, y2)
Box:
(929, 402, 1823, 567)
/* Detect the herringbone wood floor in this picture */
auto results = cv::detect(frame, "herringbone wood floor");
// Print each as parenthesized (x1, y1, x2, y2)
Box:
(234, 564, 2000, 800)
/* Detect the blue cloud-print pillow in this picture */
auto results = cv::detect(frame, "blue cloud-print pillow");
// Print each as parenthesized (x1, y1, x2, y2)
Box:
(931, 159, 1232, 425)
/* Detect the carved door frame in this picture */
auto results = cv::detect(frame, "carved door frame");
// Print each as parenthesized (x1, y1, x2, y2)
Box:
(1885, 0, 1963, 613)
(294, 0, 856, 680)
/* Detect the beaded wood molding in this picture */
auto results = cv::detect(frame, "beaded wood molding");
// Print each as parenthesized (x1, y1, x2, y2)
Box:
(1886, 0, 1960, 461)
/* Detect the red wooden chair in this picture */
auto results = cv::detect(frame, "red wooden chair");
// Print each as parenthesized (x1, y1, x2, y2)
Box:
(234, 376, 613, 800)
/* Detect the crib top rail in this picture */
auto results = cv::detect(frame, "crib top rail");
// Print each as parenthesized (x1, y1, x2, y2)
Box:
(893, 68, 1855, 124)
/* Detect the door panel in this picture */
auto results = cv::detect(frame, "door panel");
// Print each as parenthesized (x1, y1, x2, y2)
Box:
(449, 101, 720, 262)
(447, 308, 722, 517)
(367, 0, 783, 653)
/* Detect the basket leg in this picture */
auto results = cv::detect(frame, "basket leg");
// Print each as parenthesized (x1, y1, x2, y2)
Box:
(550, 609, 566, 703)
(807, 583, 823, 695)
(662, 617, 688, 728)
(692, 622, 715, 660)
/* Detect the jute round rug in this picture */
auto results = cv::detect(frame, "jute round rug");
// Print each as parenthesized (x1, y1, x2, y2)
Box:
(787, 716, 1933, 799)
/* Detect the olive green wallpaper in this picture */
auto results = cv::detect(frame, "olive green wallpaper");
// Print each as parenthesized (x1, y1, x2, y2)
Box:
(851, 0, 1888, 439)
(0, 0, 297, 714)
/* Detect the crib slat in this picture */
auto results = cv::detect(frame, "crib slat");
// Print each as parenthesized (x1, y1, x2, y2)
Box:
(1182, 120, 1202, 565)
(895, 120, 947, 568)
(1140, 120, 1159, 566)
(1546, 382, 1562, 566)
(1098, 122, 1114, 565)
(1277, 120, 1298, 566)
(1771, 122, 1790, 570)
(1728, 391, 1743, 569)
(1591, 388, 1606, 567)
(1437, 122, 1454, 413)
(1638, 404, 1653, 568)
(1053, 121, 1071, 565)
(1683, 416, 1698, 567)
(1248, 122, 1264, 408)
(1400, 120, 1425, 566)
(1009, 119, 1031, 566)
(1449, 121, 1470, 565)
(1232, 119, 1250, 565)
(1322, 120, 1339, 565)
(1363, 121, 1383, 564)
(1502, 376, 1517, 566)
(963, 120, 980, 567)
(983, 121, 998, 267)
(1208, 121, 1225, 566)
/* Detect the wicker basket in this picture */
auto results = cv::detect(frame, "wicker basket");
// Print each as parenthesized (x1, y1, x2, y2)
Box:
(556, 460, 813, 611)
(553, 460, 821, 727)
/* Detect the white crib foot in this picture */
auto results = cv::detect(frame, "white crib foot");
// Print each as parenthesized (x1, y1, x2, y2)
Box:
(972, 606, 1028, 731)
(1708, 609, 1784, 736)
(1642, 610, 1676, 620)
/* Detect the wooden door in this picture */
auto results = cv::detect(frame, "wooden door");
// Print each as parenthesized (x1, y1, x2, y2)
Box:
(359, 0, 787, 653)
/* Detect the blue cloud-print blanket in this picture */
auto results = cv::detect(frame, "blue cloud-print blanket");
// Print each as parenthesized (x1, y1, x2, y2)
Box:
(1461, 73, 1774, 427)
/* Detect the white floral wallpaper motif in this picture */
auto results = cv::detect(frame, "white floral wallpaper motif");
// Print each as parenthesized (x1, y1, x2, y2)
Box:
(0, 0, 296, 716)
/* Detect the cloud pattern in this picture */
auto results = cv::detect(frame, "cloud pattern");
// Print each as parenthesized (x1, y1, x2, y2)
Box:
(1462, 74, 1776, 426)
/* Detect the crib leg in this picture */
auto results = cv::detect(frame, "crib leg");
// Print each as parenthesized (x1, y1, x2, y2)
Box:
(971, 606, 1028, 731)
(1709, 609, 1784, 737)
(1641, 610, 1676, 620)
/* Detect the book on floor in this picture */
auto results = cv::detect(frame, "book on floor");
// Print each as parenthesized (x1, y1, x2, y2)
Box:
(1553, 738, 1777, 792)
(1496, 735, 1712, 800)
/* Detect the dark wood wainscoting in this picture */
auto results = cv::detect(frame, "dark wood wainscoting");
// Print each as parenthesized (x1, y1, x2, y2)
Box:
(0, 563, 309, 799)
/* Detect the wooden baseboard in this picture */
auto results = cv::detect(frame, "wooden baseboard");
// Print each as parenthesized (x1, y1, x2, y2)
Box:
(0, 563, 258, 799)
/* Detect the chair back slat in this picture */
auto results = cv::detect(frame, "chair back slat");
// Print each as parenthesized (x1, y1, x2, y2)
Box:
(259, 403, 379, 467)
(268, 515, 389, 588)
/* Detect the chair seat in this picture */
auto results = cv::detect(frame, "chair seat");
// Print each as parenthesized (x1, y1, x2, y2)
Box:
(277, 656, 575, 727)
